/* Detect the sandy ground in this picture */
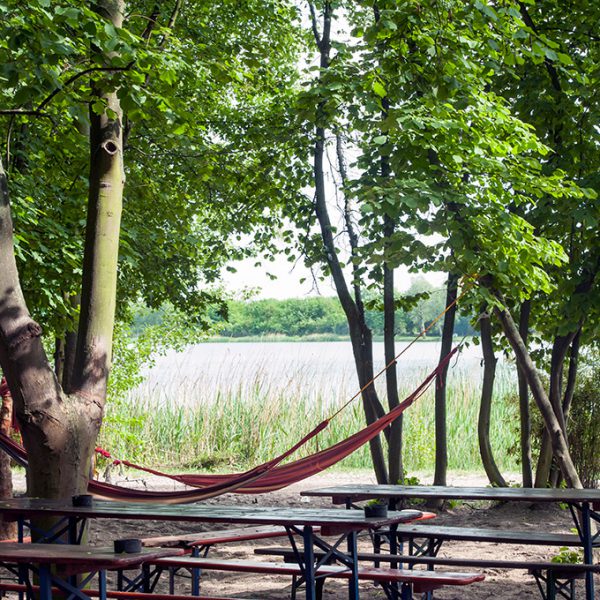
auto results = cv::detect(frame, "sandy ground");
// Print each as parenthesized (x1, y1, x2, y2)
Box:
(8, 469, 599, 599)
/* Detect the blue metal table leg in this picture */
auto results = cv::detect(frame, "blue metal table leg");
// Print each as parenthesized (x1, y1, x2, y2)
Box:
(18, 516, 24, 543)
(581, 502, 595, 600)
(98, 569, 107, 600)
(37, 566, 52, 600)
(347, 530, 359, 600)
(191, 546, 201, 595)
(400, 582, 412, 600)
(303, 525, 316, 600)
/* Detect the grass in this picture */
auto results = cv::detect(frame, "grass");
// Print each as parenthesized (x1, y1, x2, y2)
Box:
(98, 362, 520, 477)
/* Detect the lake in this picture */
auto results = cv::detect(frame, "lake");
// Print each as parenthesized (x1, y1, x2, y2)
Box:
(129, 339, 508, 407)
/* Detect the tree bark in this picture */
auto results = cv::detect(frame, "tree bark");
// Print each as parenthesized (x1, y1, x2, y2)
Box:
(478, 307, 507, 487)
(0, 386, 15, 540)
(71, 48, 124, 399)
(493, 301, 582, 488)
(371, 4, 402, 482)
(550, 331, 581, 488)
(432, 273, 458, 490)
(61, 294, 81, 390)
(0, 0, 125, 505)
(517, 300, 533, 487)
(534, 332, 576, 488)
(384, 224, 402, 485)
(0, 159, 91, 501)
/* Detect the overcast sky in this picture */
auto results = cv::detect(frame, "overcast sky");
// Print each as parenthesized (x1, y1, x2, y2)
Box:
(221, 255, 446, 300)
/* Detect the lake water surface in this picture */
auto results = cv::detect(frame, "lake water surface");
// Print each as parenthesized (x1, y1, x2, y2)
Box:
(130, 340, 503, 407)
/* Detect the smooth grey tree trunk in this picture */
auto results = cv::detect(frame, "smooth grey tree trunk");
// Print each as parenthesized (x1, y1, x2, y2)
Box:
(478, 308, 507, 487)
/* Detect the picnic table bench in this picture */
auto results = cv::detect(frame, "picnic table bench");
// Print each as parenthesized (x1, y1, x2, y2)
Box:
(140, 525, 289, 552)
(254, 545, 599, 599)
(0, 582, 252, 600)
(301, 484, 600, 600)
(144, 555, 484, 600)
(118, 526, 291, 593)
(0, 542, 184, 600)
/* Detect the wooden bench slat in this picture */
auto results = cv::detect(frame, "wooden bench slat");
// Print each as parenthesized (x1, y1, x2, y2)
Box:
(390, 524, 581, 546)
(148, 556, 485, 587)
(254, 547, 600, 573)
(0, 582, 253, 600)
(141, 525, 288, 549)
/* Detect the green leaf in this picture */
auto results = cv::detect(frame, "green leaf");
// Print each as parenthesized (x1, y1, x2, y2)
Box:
(372, 80, 387, 98)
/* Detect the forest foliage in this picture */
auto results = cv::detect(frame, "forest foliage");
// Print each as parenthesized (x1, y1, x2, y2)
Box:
(132, 279, 474, 339)
(0, 0, 598, 498)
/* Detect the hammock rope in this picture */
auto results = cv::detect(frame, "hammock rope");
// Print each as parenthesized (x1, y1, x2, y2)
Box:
(330, 274, 475, 419)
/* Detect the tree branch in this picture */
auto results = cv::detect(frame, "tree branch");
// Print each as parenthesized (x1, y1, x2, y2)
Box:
(0, 64, 135, 120)
(308, 2, 322, 48)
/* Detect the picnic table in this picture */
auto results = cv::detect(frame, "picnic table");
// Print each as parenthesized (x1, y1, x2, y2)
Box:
(0, 541, 183, 600)
(301, 484, 600, 600)
(0, 497, 424, 600)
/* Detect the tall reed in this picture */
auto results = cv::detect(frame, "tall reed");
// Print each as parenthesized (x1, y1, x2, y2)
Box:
(98, 361, 520, 475)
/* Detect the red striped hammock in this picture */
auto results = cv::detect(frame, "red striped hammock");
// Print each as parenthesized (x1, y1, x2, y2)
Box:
(0, 347, 458, 503)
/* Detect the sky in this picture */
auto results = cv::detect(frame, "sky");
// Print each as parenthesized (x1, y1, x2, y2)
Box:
(221, 255, 447, 300)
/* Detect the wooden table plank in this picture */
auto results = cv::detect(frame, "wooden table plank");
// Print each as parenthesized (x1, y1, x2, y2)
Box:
(301, 484, 600, 504)
(0, 542, 182, 568)
(0, 498, 422, 530)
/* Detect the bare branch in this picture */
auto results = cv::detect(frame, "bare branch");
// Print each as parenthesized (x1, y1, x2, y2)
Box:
(308, 2, 322, 48)
(0, 63, 134, 122)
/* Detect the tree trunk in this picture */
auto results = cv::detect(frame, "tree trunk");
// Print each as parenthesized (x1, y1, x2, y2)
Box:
(493, 301, 582, 488)
(384, 232, 402, 485)
(550, 331, 581, 488)
(478, 307, 507, 487)
(0, 159, 92, 501)
(0, 0, 125, 505)
(310, 2, 387, 483)
(517, 300, 533, 487)
(534, 333, 575, 488)
(432, 273, 458, 490)
(0, 390, 15, 540)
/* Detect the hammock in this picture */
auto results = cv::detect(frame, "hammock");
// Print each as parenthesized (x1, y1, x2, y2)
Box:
(0, 347, 458, 503)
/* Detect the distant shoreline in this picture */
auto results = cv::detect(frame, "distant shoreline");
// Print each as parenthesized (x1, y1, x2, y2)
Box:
(205, 334, 445, 343)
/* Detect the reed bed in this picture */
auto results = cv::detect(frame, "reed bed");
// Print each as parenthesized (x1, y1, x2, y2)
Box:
(98, 360, 520, 476)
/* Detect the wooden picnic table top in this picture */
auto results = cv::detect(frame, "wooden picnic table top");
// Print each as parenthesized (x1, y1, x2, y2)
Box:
(301, 484, 600, 505)
(0, 542, 183, 575)
(0, 498, 423, 531)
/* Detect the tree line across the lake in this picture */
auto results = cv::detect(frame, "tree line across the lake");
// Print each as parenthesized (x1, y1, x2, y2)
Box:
(133, 279, 474, 340)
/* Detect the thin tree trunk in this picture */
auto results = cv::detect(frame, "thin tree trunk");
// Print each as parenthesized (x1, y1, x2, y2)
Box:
(384, 227, 402, 485)
(517, 300, 533, 487)
(478, 307, 507, 487)
(432, 273, 458, 490)
(61, 294, 80, 390)
(550, 331, 581, 488)
(562, 330, 581, 417)
(534, 333, 575, 488)
(493, 300, 582, 488)
(310, 2, 387, 483)
(54, 294, 79, 388)
(371, 3, 402, 482)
